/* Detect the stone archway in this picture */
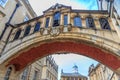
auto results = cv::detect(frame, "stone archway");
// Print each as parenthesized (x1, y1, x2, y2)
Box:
(2, 39, 120, 73)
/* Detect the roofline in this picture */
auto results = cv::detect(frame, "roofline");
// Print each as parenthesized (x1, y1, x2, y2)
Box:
(61, 73, 87, 78)
(21, 0, 37, 17)
(72, 9, 108, 14)
(43, 3, 71, 13)
(16, 15, 43, 26)
(88, 63, 101, 76)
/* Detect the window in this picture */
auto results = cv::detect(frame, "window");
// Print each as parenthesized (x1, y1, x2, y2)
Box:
(0, 0, 8, 7)
(34, 22, 41, 32)
(45, 17, 50, 28)
(64, 15, 68, 26)
(24, 16, 29, 22)
(75, 77, 78, 80)
(45, 18, 50, 28)
(33, 71, 38, 80)
(21, 68, 28, 80)
(99, 18, 111, 30)
(14, 29, 21, 40)
(74, 16, 82, 27)
(24, 26, 31, 37)
(67, 77, 70, 80)
(4, 67, 12, 80)
(86, 17, 95, 28)
(53, 12, 60, 27)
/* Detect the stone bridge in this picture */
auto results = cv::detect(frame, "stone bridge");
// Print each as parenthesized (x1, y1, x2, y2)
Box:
(0, 4, 120, 80)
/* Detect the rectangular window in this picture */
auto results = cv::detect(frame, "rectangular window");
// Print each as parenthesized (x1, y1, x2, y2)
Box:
(0, 0, 8, 7)
(33, 71, 38, 80)
(21, 68, 28, 80)
(64, 15, 68, 26)
(45, 17, 50, 28)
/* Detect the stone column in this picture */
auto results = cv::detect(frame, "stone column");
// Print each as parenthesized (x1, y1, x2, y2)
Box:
(42, 17, 46, 28)
(81, 17, 86, 28)
(30, 24, 35, 34)
(94, 18, 101, 29)
(60, 13, 64, 26)
(49, 16, 53, 27)
(20, 25, 26, 38)
(68, 12, 71, 25)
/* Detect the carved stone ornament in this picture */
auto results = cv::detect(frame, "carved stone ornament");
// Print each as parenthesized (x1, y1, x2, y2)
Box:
(50, 27, 60, 36)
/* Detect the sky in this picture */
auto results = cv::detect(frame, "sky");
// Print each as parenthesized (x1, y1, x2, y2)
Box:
(28, 0, 99, 79)
(52, 54, 98, 79)
(29, 0, 98, 15)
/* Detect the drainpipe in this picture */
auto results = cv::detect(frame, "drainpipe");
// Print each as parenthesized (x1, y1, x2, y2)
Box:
(0, 3, 20, 40)
(110, 73, 115, 80)
(109, 0, 114, 17)
(101, 0, 103, 10)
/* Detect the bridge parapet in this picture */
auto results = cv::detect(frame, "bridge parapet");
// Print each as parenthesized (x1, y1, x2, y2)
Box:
(0, 25, 120, 63)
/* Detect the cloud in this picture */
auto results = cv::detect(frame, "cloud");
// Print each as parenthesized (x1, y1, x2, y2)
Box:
(29, 0, 88, 15)
(52, 53, 86, 67)
(52, 53, 98, 78)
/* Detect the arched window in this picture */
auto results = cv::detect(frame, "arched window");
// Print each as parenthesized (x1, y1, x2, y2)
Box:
(4, 67, 12, 80)
(99, 18, 111, 30)
(74, 16, 82, 27)
(64, 15, 68, 26)
(14, 29, 21, 40)
(24, 25, 31, 37)
(53, 12, 60, 27)
(86, 17, 95, 28)
(34, 22, 41, 32)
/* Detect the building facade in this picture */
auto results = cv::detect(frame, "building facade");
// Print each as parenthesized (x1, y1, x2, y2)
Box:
(0, 0, 37, 53)
(88, 64, 120, 80)
(18, 56, 58, 80)
(61, 65, 87, 80)
(0, 1, 120, 80)
(97, 0, 120, 39)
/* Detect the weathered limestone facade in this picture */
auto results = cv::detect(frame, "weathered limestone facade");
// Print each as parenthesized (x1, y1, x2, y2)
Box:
(0, 0, 37, 80)
(17, 56, 58, 80)
(97, 0, 120, 39)
(41, 56, 58, 80)
(88, 64, 120, 80)
(0, 1, 120, 80)
(0, 0, 37, 53)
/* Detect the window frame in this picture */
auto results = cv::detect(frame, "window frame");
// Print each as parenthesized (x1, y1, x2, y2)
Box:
(53, 11, 61, 27)
(64, 15, 68, 26)
(24, 25, 31, 37)
(34, 22, 41, 33)
(45, 17, 50, 28)
(4, 67, 12, 80)
(99, 18, 111, 30)
(86, 17, 95, 28)
(0, 0, 8, 7)
(33, 70, 38, 80)
(14, 29, 22, 40)
(21, 68, 29, 80)
(74, 16, 82, 27)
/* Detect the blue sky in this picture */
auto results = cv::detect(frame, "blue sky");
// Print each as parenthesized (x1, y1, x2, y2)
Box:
(72, 0, 98, 10)
(28, 0, 99, 79)
(52, 54, 98, 79)
(29, 0, 98, 15)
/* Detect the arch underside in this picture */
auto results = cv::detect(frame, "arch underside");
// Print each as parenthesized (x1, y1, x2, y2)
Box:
(5, 39, 120, 73)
